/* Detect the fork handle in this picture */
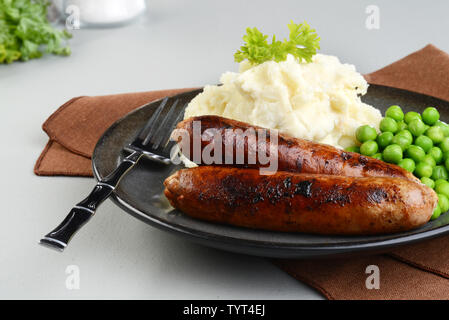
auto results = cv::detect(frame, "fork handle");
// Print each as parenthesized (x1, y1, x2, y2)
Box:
(40, 151, 143, 251)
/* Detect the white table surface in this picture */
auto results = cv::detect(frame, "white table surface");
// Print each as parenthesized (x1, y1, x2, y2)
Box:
(1, 0, 449, 299)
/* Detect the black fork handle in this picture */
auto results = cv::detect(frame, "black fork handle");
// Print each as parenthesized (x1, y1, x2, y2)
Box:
(40, 151, 143, 251)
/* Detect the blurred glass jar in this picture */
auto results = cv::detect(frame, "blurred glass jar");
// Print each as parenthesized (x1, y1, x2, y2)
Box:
(58, 0, 147, 28)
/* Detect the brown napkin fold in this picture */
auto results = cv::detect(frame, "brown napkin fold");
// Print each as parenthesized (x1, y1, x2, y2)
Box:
(365, 44, 449, 102)
(35, 44, 449, 299)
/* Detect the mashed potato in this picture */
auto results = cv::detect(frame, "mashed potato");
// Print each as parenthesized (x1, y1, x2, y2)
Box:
(184, 54, 381, 149)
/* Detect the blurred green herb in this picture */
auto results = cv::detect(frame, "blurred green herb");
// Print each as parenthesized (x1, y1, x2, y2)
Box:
(234, 21, 320, 65)
(0, 0, 71, 64)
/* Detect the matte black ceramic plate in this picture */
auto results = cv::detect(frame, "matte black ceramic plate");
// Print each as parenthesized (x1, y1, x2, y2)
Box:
(92, 85, 449, 259)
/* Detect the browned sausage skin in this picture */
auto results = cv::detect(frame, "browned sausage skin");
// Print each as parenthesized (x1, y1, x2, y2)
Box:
(164, 167, 437, 235)
(175, 115, 418, 181)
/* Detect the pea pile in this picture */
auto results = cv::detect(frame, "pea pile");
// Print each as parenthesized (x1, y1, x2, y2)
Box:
(346, 106, 449, 220)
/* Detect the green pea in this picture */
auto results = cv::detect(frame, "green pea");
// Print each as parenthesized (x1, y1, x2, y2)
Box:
(376, 132, 393, 149)
(408, 119, 427, 137)
(360, 141, 378, 156)
(397, 121, 407, 131)
(382, 144, 403, 164)
(438, 194, 449, 212)
(435, 120, 449, 137)
(392, 131, 412, 151)
(421, 154, 437, 168)
(356, 125, 377, 143)
(435, 179, 448, 188)
(421, 177, 435, 189)
(414, 135, 433, 153)
(440, 137, 449, 153)
(428, 146, 443, 164)
(435, 181, 449, 197)
(379, 117, 398, 133)
(385, 105, 404, 122)
(404, 111, 422, 124)
(431, 204, 442, 220)
(432, 165, 449, 181)
(426, 126, 445, 144)
(397, 130, 413, 140)
(372, 153, 383, 160)
(422, 107, 440, 125)
(405, 145, 425, 162)
(414, 162, 433, 178)
(398, 158, 415, 173)
(345, 146, 360, 153)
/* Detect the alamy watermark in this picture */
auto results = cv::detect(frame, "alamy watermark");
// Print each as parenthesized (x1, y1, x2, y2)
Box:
(65, 265, 80, 290)
(365, 264, 380, 289)
(65, 5, 81, 30)
(366, 5, 380, 30)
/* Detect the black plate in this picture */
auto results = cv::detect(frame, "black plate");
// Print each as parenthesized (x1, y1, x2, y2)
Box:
(92, 85, 449, 259)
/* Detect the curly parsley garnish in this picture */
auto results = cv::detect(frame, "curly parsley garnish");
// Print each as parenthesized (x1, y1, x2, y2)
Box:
(234, 21, 320, 65)
(0, 0, 71, 64)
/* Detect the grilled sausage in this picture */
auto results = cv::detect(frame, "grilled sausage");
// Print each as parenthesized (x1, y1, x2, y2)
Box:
(164, 167, 437, 235)
(174, 115, 418, 181)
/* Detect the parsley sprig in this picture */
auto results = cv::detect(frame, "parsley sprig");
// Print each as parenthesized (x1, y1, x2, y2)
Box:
(0, 0, 71, 64)
(234, 21, 320, 65)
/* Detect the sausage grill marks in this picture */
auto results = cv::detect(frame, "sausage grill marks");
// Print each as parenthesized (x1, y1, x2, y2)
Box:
(165, 167, 437, 235)
(164, 116, 437, 234)
(175, 115, 418, 181)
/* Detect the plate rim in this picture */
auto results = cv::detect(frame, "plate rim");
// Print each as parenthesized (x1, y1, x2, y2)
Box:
(92, 85, 449, 258)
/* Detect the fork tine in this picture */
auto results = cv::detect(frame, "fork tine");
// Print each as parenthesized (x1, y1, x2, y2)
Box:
(142, 99, 176, 146)
(138, 97, 168, 141)
(150, 99, 180, 149)
(161, 103, 187, 149)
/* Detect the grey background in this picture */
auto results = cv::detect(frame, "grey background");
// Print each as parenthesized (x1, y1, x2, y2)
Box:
(1, 0, 448, 299)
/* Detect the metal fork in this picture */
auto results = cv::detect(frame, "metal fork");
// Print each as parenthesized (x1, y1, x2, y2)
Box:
(40, 97, 185, 251)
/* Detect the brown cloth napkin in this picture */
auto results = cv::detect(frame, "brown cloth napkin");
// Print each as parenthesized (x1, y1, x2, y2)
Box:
(35, 89, 195, 176)
(35, 44, 449, 299)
